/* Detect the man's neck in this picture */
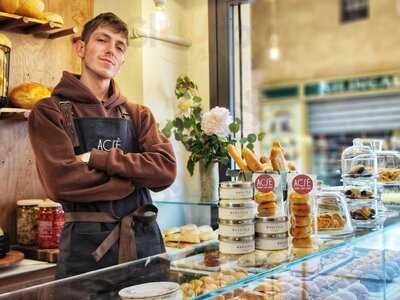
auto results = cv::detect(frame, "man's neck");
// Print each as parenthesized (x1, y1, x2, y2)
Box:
(80, 71, 110, 102)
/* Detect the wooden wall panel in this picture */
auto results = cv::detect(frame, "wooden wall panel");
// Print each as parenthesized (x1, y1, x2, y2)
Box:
(0, 0, 93, 243)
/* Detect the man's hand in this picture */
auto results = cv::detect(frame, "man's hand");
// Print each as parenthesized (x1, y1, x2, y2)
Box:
(77, 152, 91, 163)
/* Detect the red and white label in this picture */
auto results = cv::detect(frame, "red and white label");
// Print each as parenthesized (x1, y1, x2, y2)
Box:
(255, 174, 275, 193)
(292, 174, 313, 194)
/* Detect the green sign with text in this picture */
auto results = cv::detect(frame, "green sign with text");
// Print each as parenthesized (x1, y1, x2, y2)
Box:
(305, 74, 400, 97)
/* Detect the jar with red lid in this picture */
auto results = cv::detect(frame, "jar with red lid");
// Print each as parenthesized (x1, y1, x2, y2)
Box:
(37, 199, 64, 249)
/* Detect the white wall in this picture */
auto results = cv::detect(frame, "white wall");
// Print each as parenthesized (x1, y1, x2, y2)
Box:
(94, 0, 210, 206)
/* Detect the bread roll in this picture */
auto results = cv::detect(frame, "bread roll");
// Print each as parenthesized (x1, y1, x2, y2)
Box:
(292, 237, 313, 248)
(200, 231, 217, 241)
(41, 11, 63, 24)
(163, 226, 180, 235)
(259, 201, 278, 210)
(242, 147, 262, 172)
(291, 215, 312, 227)
(15, 0, 44, 19)
(290, 225, 312, 238)
(180, 224, 200, 243)
(10, 82, 51, 109)
(198, 225, 213, 234)
(0, 0, 19, 13)
(164, 232, 181, 242)
(255, 191, 277, 204)
(290, 203, 311, 216)
(289, 191, 310, 204)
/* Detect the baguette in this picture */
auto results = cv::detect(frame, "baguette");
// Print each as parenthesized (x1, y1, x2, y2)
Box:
(242, 147, 263, 172)
(227, 144, 248, 171)
(270, 141, 288, 172)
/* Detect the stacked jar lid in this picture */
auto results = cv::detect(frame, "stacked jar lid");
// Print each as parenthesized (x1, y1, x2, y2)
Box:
(218, 181, 256, 255)
(252, 172, 289, 251)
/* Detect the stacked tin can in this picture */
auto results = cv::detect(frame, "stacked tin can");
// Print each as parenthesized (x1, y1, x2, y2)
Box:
(252, 172, 289, 251)
(218, 181, 256, 255)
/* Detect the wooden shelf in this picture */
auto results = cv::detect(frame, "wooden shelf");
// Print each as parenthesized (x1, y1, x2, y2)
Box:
(0, 107, 30, 120)
(0, 11, 77, 39)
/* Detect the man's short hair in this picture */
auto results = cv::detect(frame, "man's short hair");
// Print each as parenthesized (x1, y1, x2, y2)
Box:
(81, 12, 129, 45)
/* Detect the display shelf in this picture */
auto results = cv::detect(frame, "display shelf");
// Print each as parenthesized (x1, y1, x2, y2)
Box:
(153, 198, 218, 207)
(0, 11, 77, 39)
(0, 107, 30, 120)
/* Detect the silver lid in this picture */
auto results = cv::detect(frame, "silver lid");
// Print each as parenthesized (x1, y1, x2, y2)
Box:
(219, 235, 255, 242)
(253, 171, 279, 175)
(219, 202, 255, 208)
(220, 181, 253, 189)
(255, 215, 288, 222)
(218, 219, 255, 225)
(256, 232, 289, 239)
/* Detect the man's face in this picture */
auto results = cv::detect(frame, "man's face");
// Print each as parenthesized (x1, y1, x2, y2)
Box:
(77, 26, 128, 80)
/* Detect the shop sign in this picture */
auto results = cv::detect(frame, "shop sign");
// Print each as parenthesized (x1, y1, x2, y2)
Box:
(261, 85, 299, 100)
(305, 74, 400, 98)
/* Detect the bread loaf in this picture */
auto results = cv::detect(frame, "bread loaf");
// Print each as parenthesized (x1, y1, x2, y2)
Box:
(227, 144, 248, 171)
(41, 11, 63, 24)
(16, 0, 44, 19)
(270, 141, 288, 172)
(0, 0, 19, 14)
(10, 82, 51, 109)
(242, 147, 262, 172)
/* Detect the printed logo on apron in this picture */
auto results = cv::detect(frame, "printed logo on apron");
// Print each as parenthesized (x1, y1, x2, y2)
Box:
(97, 137, 122, 151)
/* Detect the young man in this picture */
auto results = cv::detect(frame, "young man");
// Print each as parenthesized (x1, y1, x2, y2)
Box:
(28, 12, 176, 278)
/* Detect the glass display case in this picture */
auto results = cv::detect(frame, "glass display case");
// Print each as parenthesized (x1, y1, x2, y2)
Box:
(1, 211, 399, 300)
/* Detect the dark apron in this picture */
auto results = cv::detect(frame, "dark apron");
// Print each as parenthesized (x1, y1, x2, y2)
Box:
(56, 102, 165, 279)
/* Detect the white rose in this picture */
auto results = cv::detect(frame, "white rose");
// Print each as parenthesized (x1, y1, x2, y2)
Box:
(201, 106, 232, 136)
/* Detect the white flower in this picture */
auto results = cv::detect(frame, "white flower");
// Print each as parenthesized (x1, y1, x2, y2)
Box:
(177, 98, 194, 114)
(201, 106, 232, 136)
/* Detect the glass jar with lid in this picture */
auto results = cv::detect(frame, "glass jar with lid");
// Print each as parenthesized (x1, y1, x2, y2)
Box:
(37, 199, 64, 249)
(341, 138, 377, 178)
(16, 199, 43, 245)
(376, 150, 400, 183)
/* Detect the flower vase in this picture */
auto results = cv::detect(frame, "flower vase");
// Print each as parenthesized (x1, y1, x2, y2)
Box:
(199, 161, 219, 203)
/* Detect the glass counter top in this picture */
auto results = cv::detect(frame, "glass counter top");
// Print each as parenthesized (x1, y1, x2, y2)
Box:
(1, 211, 399, 300)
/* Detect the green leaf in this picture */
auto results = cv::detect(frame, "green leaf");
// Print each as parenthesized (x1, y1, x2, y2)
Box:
(183, 117, 192, 129)
(258, 132, 266, 141)
(229, 122, 240, 134)
(239, 137, 247, 144)
(187, 158, 195, 176)
(174, 132, 182, 141)
(161, 120, 173, 138)
(193, 96, 202, 103)
(247, 133, 257, 143)
(173, 118, 184, 130)
(247, 143, 254, 151)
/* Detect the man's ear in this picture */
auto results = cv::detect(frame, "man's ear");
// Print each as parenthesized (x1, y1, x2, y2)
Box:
(74, 39, 86, 59)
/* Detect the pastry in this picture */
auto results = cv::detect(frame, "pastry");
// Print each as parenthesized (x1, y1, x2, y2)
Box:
(331, 213, 345, 228)
(290, 203, 311, 216)
(289, 191, 310, 204)
(255, 191, 277, 203)
(349, 164, 372, 176)
(291, 215, 312, 227)
(290, 225, 312, 238)
(204, 250, 220, 267)
(288, 162, 296, 171)
(242, 147, 263, 172)
(318, 214, 332, 229)
(227, 144, 248, 171)
(292, 237, 313, 248)
(200, 231, 217, 241)
(270, 141, 288, 172)
(344, 188, 361, 199)
(254, 281, 281, 293)
(350, 207, 376, 220)
(180, 224, 200, 243)
(258, 206, 277, 217)
(259, 201, 278, 210)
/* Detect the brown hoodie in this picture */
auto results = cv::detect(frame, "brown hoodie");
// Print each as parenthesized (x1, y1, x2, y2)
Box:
(28, 71, 176, 203)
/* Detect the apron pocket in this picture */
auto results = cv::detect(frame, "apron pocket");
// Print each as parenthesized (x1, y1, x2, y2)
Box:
(134, 222, 164, 259)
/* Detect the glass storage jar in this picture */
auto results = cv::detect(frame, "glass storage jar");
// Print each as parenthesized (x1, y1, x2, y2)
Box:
(376, 150, 400, 183)
(37, 200, 64, 249)
(341, 138, 377, 179)
(16, 199, 43, 245)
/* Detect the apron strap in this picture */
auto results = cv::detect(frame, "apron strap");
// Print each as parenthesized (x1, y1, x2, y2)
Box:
(117, 104, 131, 120)
(58, 100, 80, 147)
(64, 204, 158, 264)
